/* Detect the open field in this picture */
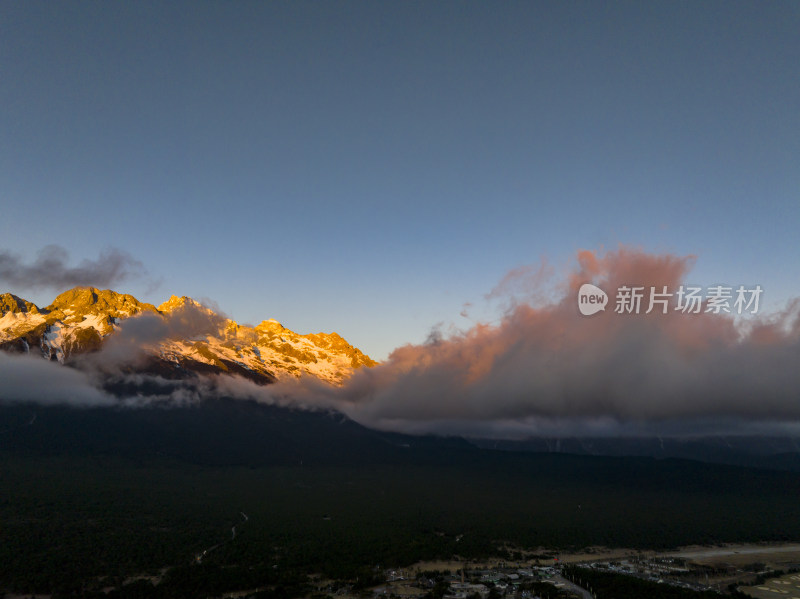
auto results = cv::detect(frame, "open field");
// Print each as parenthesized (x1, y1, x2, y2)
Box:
(740, 572, 800, 599)
(411, 543, 800, 571)
(668, 544, 800, 568)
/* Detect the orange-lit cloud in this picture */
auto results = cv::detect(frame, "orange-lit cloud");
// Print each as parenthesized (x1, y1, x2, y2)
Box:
(327, 246, 800, 436)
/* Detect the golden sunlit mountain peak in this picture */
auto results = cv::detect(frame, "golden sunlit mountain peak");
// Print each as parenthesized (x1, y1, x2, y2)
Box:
(158, 295, 207, 313)
(0, 287, 376, 384)
(0, 293, 40, 315)
(48, 286, 158, 319)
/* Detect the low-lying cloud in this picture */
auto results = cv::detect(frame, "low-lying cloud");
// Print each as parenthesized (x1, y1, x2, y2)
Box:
(0, 352, 114, 407)
(91, 300, 229, 370)
(331, 247, 800, 437)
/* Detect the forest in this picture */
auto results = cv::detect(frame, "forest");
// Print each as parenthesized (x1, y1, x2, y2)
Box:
(3, 401, 800, 596)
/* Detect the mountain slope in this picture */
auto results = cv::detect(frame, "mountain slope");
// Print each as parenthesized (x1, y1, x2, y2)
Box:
(471, 435, 800, 472)
(0, 399, 472, 466)
(0, 287, 376, 385)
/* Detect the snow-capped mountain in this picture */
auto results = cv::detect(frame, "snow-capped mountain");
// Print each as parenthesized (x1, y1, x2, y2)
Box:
(0, 287, 376, 385)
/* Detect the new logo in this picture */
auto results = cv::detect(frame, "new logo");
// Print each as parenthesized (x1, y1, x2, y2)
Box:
(578, 283, 608, 316)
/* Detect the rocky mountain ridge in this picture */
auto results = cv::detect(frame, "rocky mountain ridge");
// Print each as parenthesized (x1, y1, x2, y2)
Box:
(0, 287, 376, 385)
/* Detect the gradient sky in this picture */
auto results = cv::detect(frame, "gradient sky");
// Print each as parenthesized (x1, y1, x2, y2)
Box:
(1, 1, 798, 360)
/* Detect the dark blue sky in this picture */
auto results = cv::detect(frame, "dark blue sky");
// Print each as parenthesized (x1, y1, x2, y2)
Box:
(1, 1, 798, 358)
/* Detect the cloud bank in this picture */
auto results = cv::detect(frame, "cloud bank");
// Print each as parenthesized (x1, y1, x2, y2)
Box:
(0, 352, 114, 407)
(329, 247, 800, 437)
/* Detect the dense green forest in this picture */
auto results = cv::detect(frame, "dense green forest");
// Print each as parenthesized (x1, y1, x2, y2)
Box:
(3, 451, 800, 596)
(3, 401, 800, 597)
